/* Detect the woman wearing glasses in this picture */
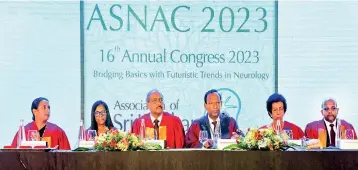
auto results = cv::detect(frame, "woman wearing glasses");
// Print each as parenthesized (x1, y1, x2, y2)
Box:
(88, 100, 116, 135)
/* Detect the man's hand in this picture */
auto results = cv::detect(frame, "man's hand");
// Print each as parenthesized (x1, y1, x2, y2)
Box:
(231, 132, 240, 139)
(203, 139, 213, 148)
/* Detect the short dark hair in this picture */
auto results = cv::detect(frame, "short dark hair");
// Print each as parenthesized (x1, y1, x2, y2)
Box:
(266, 93, 287, 118)
(90, 100, 114, 131)
(31, 97, 49, 121)
(204, 89, 222, 104)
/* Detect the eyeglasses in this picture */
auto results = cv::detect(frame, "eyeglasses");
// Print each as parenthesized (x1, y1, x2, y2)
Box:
(94, 110, 106, 117)
(150, 98, 163, 103)
(323, 107, 338, 112)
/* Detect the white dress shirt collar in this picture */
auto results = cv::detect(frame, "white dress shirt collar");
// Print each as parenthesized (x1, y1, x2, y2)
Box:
(324, 118, 337, 131)
(324, 118, 337, 141)
(150, 113, 163, 126)
(208, 115, 220, 136)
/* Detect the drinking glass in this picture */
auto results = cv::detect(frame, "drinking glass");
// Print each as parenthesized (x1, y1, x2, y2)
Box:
(300, 136, 308, 147)
(213, 132, 221, 148)
(87, 130, 97, 141)
(283, 130, 293, 140)
(345, 129, 355, 140)
(199, 131, 208, 147)
(28, 130, 39, 141)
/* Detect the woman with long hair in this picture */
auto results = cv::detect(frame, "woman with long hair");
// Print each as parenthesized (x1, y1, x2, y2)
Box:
(88, 100, 115, 135)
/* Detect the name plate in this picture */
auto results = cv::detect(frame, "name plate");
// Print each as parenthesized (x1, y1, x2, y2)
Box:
(21, 141, 47, 148)
(288, 140, 302, 146)
(338, 139, 358, 149)
(79, 140, 95, 149)
(217, 139, 236, 150)
(144, 140, 165, 149)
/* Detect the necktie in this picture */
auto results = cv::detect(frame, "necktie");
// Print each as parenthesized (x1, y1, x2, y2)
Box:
(212, 121, 217, 132)
(330, 124, 335, 146)
(154, 119, 159, 140)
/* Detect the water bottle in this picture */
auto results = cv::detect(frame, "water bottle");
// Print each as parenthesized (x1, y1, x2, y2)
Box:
(139, 119, 146, 140)
(336, 118, 342, 147)
(17, 119, 26, 148)
(276, 120, 281, 136)
(17, 128, 21, 148)
(78, 119, 86, 142)
(215, 121, 221, 138)
(213, 121, 221, 148)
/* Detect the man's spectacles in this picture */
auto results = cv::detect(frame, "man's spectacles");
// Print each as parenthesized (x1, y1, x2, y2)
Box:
(95, 110, 106, 117)
(150, 98, 163, 103)
(323, 107, 338, 112)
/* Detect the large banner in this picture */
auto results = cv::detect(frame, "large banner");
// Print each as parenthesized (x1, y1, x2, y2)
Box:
(83, 1, 277, 131)
(4, 1, 358, 149)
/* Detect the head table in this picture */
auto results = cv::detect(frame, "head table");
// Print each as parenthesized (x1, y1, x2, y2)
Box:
(0, 148, 357, 170)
